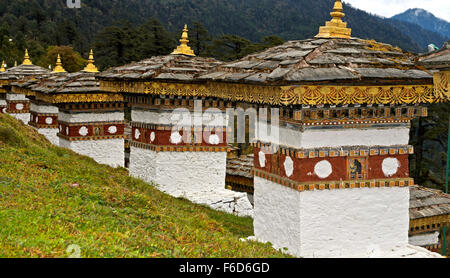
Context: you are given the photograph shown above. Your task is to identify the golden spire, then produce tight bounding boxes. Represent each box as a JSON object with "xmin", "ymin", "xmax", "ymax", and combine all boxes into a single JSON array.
[
  {"xmin": 316, "ymin": 0, "xmax": 352, "ymax": 39},
  {"xmin": 53, "ymin": 54, "xmax": 66, "ymax": 73},
  {"xmin": 171, "ymin": 25, "xmax": 195, "ymax": 56},
  {"xmin": 14, "ymin": 61, "xmax": 17, "ymax": 67},
  {"xmin": 23, "ymin": 49, "xmax": 33, "ymax": 65},
  {"xmin": 83, "ymin": 49, "xmax": 99, "ymax": 73},
  {"xmin": 0, "ymin": 61, "xmax": 5, "ymax": 72}
]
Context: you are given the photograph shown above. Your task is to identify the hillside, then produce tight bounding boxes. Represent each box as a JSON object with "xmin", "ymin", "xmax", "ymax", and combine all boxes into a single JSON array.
[
  {"xmin": 392, "ymin": 8, "xmax": 450, "ymax": 39},
  {"xmin": 0, "ymin": 113, "xmax": 287, "ymax": 258},
  {"xmin": 0, "ymin": 0, "xmax": 445, "ymax": 55}
]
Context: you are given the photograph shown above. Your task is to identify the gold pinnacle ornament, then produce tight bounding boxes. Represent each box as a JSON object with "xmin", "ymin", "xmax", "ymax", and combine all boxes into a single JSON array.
[
  {"xmin": 23, "ymin": 49, "xmax": 33, "ymax": 65},
  {"xmin": 0, "ymin": 61, "xmax": 5, "ymax": 72},
  {"xmin": 83, "ymin": 49, "xmax": 99, "ymax": 73},
  {"xmin": 171, "ymin": 25, "xmax": 196, "ymax": 56},
  {"xmin": 316, "ymin": 0, "xmax": 352, "ymax": 39},
  {"xmin": 53, "ymin": 54, "xmax": 66, "ymax": 73}
]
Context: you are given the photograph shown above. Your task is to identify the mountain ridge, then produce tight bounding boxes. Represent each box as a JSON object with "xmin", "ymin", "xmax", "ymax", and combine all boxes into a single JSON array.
[{"xmin": 392, "ymin": 8, "xmax": 450, "ymax": 39}]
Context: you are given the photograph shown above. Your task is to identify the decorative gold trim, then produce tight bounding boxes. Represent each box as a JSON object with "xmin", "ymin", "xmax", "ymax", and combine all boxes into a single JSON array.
[
  {"xmin": 410, "ymin": 214, "xmax": 449, "ymax": 234},
  {"xmin": 36, "ymin": 93, "xmax": 124, "ymax": 103},
  {"xmin": 11, "ymin": 86, "xmax": 35, "ymax": 96},
  {"xmin": 434, "ymin": 71, "xmax": 450, "ymax": 99},
  {"xmin": 99, "ymin": 81, "xmax": 441, "ymax": 105}
]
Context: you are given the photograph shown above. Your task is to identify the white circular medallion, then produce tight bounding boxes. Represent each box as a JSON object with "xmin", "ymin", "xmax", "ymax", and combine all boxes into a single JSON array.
[
  {"xmin": 314, "ymin": 160, "xmax": 333, "ymax": 179},
  {"xmin": 170, "ymin": 131, "xmax": 182, "ymax": 144},
  {"xmin": 258, "ymin": 151, "xmax": 266, "ymax": 168},
  {"xmin": 108, "ymin": 126, "xmax": 117, "ymax": 134},
  {"xmin": 382, "ymin": 158, "xmax": 400, "ymax": 177},
  {"xmin": 1, "ymin": 108, "xmax": 6, "ymax": 113},
  {"xmin": 59, "ymin": 125, "xmax": 62, "ymax": 132},
  {"xmin": 45, "ymin": 117, "xmax": 53, "ymax": 125},
  {"xmin": 150, "ymin": 132, "xmax": 155, "ymax": 142},
  {"xmin": 16, "ymin": 103, "xmax": 24, "ymax": 111},
  {"xmin": 79, "ymin": 126, "xmax": 88, "ymax": 137},
  {"xmin": 284, "ymin": 157, "xmax": 294, "ymax": 177},
  {"xmin": 35, "ymin": 116, "xmax": 39, "ymax": 123},
  {"xmin": 134, "ymin": 129, "xmax": 141, "ymax": 140},
  {"xmin": 209, "ymin": 134, "xmax": 220, "ymax": 145},
  {"xmin": 66, "ymin": 127, "xmax": 69, "ymax": 135}
]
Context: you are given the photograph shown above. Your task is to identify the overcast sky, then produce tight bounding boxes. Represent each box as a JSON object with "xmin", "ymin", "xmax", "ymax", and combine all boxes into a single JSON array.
[{"xmin": 342, "ymin": 0, "xmax": 450, "ymax": 21}]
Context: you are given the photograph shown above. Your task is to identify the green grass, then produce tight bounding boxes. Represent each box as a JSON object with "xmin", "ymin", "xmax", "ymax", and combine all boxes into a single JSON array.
[{"xmin": 0, "ymin": 113, "xmax": 288, "ymax": 258}]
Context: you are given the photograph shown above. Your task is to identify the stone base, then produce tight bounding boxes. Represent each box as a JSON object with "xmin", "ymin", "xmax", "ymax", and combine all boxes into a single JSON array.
[
  {"xmin": 33, "ymin": 127, "xmax": 59, "ymax": 146},
  {"xmin": 246, "ymin": 236, "xmax": 442, "ymax": 258},
  {"xmin": 10, "ymin": 113, "xmax": 30, "ymax": 124},
  {"xmin": 130, "ymin": 147, "xmax": 253, "ymax": 216},
  {"xmin": 254, "ymin": 176, "xmax": 411, "ymax": 258},
  {"xmin": 59, "ymin": 138, "xmax": 125, "ymax": 168}
]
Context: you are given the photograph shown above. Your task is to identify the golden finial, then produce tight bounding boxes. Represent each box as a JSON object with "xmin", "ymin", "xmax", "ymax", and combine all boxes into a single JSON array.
[
  {"xmin": 0, "ymin": 61, "xmax": 5, "ymax": 72},
  {"xmin": 23, "ymin": 49, "xmax": 33, "ymax": 65},
  {"xmin": 316, "ymin": 0, "xmax": 352, "ymax": 39},
  {"xmin": 83, "ymin": 49, "xmax": 99, "ymax": 73},
  {"xmin": 53, "ymin": 54, "xmax": 66, "ymax": 73},
  {"xmin": 171, "ymin": 25, "xmax": 196, "ymax": 56},
  {"xmin": 14, "ymin": 61, "xmax": 17, "ymax": 67}
]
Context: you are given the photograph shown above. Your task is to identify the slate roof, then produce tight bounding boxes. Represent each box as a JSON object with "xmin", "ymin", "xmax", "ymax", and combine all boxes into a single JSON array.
[
  {"xmin": 200, "ymin": 38, "xmax": 432, "ymax": 85},
  {"xmin": 419, "ymin": 41, "xmax": 450, "ymax": 70},
  {"xmin": 32, "ymin": 72, "xmax": 99, "ymax": 95},
  {"xmin": 226, "ymin": 155, "xmax": 254, "ymax": 179},
  {"xmin": 409, "ymin": 185, "xmax": 450, "ymax": 220},
  {"xmin": 97, "ymin": 55, "xmax": 222, "ymax": 83},
  {"xmin": 0, "ymin": 64, "xmax": 50, "ymax": 81}
]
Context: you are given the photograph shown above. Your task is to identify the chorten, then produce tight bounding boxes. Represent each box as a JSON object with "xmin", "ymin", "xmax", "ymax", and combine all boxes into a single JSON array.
[
  {"xmin": 52, "ymin": 54, "xmax": 67, "ymax": 73},
  {"xmin": 171, "ymin": 25, "xmax": 196, "ymax": 56}
]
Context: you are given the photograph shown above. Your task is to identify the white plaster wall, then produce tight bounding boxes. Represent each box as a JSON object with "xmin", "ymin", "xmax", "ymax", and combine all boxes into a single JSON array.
[
  {"xmin": 298, "ymin": 186, "xmax": 409, "ymax": 258},
  {"xmin": 59, "ymin": 138, "xmax": 124, "ymax": 168},
  {"xmin": 33, "ymin": 127, "xmax": 59, "ymax": 146},
  {"xmin": 30, "ymin": 103, "xmax": 59, "ymax": 114},
  {"xmin": 254, "ymin": 177, "xmax": 410, "ymax": 258},
  {"xmin": 58, "ymin": 112, "xmax": 124, "ymax": 123},
  {"xmin": 6, "ymin": 93, "xmax": 28, "ymax": 101},
  {"xmin": 129, "ymin": 147, "xmax": 253, "ymax": 217},
  {"xmin": 409, "ymin": 232, "xmax": 440, "ymax": 247},
  {"xmin": 132, "ymin": 108, "xmax": 227, "ymax": 127},
  {"xmin": 254, "ymin": 176, "xmax": 302, "ymax": 255},
  {"xmin": 11, "ymin": 113, "xmax": 30, "ymax": 125},
  {"xmin": 257, "ymin": 121, "xmax": 410, "ymax": 149},
  {"xmin": 0, "ymin": 99, "xmax": 6, "ymax": 106}
]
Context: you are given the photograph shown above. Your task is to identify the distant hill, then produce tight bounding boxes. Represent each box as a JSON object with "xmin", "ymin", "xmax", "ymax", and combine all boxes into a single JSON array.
[
  {"xmin": 392, "ymin": 8, "xmax": 450, "ymax": 40},
  {"xmin": 0, "ymin": 0, "xmax": 447, "ymax": 54}
]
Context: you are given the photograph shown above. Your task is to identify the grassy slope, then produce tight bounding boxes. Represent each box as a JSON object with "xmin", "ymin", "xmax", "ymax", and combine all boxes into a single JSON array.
[{"xmin": 0, "ymin": 114, "xmax": 287, "ymax": 258}]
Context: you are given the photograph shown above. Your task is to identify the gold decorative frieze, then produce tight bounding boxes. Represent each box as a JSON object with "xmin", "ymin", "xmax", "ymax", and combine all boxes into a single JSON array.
[
  {"xmin": 99, "ymin": 80, "xmax": 442, "ymax": 106},
  {"xmin": 11, "ymin": 86, "xmax": 35, "ymax": 96},
  {"xmin": 36, "ymin": 93, "xmax": 124, "ymax": 104},
  {"xmin": 279, "ymin": 85, "xmax": 438, "ymax": 105},
  {"xmin": 410, "ymin": 214, "xmax": 449, "ymax": 235},
  {"xmin": 433, "ymin": 71, "xmax": 450, "ymax": 99}
]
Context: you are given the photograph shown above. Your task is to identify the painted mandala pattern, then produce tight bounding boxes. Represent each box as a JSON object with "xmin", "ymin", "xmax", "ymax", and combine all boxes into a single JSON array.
[
  {"xmin": 382, "ymin": 158, "xmax": 400, "ymax": 177},
  {"xmin": 78, "ymin": 126, "xmax": 89, "ymax": 137},
  {"xmin": 108, "ymin": 126, "xmax": 117, "ymax": 134},
  {"xmin": 314, "ymin": 160, "xmax": 333, "ymax": 179},
  {"xmin": 208, "ymin": 134, "xmax": 220, "ymax": 145},
  {"xmin": 170, "ymin": 131, "xmax": 182, "ymax": 144},
  {"xmin": 284, "ymin": 156, "xmax": 294, "ymax": 177}
]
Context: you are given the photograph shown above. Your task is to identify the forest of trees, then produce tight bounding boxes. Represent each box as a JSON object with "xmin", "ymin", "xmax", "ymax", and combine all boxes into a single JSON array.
[{"xmin": 0, "ymin": 0, "xmax": 447, "ymax": 192}]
